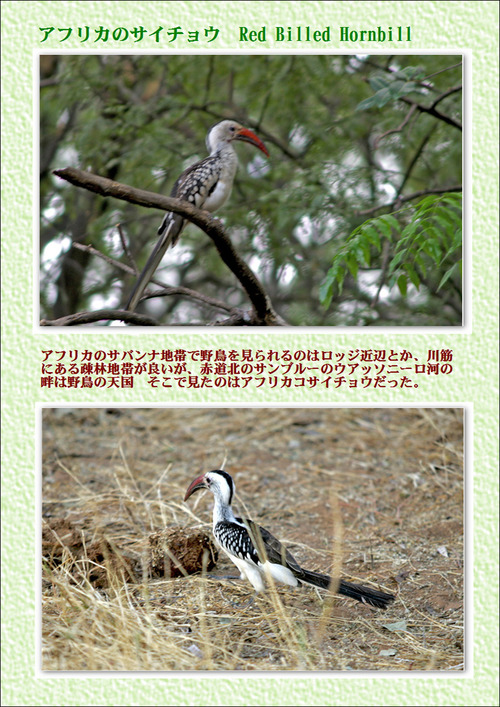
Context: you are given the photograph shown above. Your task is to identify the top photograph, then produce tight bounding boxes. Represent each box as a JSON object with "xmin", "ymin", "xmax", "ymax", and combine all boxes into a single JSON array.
[{"xmin": 39, "ymin": 54, "xmax": 462, "ymax": 327}]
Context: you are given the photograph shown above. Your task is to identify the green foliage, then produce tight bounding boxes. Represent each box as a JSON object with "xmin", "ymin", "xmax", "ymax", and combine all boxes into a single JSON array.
[
  {"xmin": 320, "ymin": 193, "xmax": 462, "ymax": 308},
  {"xmin": 356, "ymin": 66, "xmax": 427, "ymax": 111}
]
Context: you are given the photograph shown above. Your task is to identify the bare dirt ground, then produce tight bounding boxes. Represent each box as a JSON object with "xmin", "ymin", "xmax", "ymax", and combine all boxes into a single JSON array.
[{"xmin": 41, "ymin": 407, "xmax": 464, "ymax": 671}]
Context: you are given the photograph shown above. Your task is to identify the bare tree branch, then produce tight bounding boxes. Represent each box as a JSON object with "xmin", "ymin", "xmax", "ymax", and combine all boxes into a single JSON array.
[
  {"xmin": 40, "ymin": 309, "xmax": 160, "ymax": 326},
  {"xmin": 71, "ymin": 241, "xmax": 131, "ymax": 273},
  {"xmin": 71, "ymin": 241, "xmax": 236, "ymax": 314},
  {"xmin": 146, "ymin": 287, "xmax": 235, "ymax": 313},
  {"xmin": 399, "ymin": 95, "xmax": 462, "ymax": 131},
  {"xmin": 53, "ymin": 167, "xmax": 284, "ymax": 326},
  {"xmin": 117, "ymin": 223, "xmax": 136, "ymax": 271},
  {"xmin": 431, "ymin": 84, "xmax": 462, "ymax": 109},
  {"xmin": 358, "ymin": 185, "xmax": 462, "ymax": 217},
  {"xmin": 374, "ymin": 104, "xmax": 417, "ymax": 149},
  {"xmin": 395, "ymin": 128, "xmax": 436, "ymax": 203},
  {"xmin": 397, "ymin": 185, "xmax": 462, "ymax": 205},
  {"xmin": 40, "ymin": 305, "xmax": 279, "ymax": 327}
]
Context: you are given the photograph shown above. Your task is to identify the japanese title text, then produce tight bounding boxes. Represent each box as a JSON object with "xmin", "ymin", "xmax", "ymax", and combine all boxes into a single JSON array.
[
  {"xmin": 38, "ymin": 24, "xmax": 412, "ymax": 46},
  {"xmin": 39, "ymin": 25, "xmax": 220, "ymax": 43}
]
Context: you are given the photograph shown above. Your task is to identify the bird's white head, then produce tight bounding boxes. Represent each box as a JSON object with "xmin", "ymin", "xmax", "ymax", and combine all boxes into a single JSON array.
[
  {"xmin": 206, "ymin": 120, "xmax": 269, "ymax": 158},
  {"xmin": 184, "ymin": 469, "xmax": 235, "ymax": 507}
]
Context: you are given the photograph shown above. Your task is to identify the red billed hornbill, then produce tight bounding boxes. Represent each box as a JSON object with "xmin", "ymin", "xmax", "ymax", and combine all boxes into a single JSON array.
[
  {"xmin": 125, "ymin": 120, "xmax": 269, "ymax": 311},
  {"xmin": 184, "ymin": 469, "xmax": 395, "ymax": 609}
]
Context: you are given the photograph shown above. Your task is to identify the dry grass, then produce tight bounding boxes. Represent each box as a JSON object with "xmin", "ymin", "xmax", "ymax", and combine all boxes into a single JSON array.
[{"xmin": 41, "ymin": 407, "xmax": 464, "ymax": 671}]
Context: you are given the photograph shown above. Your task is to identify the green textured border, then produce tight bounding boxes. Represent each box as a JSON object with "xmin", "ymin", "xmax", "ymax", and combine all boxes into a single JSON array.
[{"xmin": 1, "ymin": 1, "xmax": 499, "ymax": 705}]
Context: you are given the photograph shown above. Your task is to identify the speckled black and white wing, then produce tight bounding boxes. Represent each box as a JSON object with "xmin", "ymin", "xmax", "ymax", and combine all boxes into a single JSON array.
[
  {"xmin": 239, "ymin": 517, "xmax": 331, "ymax": 589},
  {"xmin": 213, "ymin": 518, "xmax": 301, "ymax": 591},
  {"xmin": 213, "ymin": 517, "xmax": 330, "ymax": 592},
  {"xmin": 125, "ymin": 154, "xmax": 224, "ymax": 312},
  {"xmin": 214, "ymin": 519, "xmax": 260, "ymax": 566},
  {"xmin": 214, "ymin": 517, "xmax": 305, "ymax": 574},
  {"xmin": 157, "ymin": 153, "xmax": 225, "ymax": 247},
  {"xmin": 238, "ymin": 518, "xmax": 303, "ymax": 571}
]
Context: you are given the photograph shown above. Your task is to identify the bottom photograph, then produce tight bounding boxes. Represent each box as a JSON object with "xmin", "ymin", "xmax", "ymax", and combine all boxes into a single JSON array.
[{"xmin": 40, "ymin": 406, "xmax": 464, "ymax": 672}]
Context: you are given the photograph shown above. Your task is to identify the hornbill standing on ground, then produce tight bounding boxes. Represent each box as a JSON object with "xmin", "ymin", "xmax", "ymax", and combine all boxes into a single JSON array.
[
  {"xmin": 184, "ymin": 469, "xmax": 395, "ymax": 609},
  {"xmin": 125, "ymin": 120, "xmax": 269, "ymax": 312}
]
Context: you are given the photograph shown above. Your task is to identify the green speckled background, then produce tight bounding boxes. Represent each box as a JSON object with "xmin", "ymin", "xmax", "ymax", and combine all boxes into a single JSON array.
[{"xmin": 1, "ymin": 1, "xmax": 498, "ymax": 704}]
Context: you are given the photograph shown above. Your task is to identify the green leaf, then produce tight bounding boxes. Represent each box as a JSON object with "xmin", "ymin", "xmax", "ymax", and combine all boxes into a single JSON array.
[
  {"xmin": 419, "ymin": 238, "xmax": 441, "ymax": 264},
  {"xmin": 361, "ymin": 242, "xmax": 372, "ymax": 265},
  {"xmin": 355, "ymin": 95, "xmax": 380, "ymax": 111},
  {"xmin": 363, "ymin": 225, "xmax": 382, "ymax": 250},
  {"xmin": 393, "ymin": 80, "xmax": 420, "ymax": 99},
  {"xmin": 353, "ymin": 240, "xmax": 370, "ymax": 266},
  {"xmin": 388, "ymin": 249, "xmax": 406, "ymax": 272},
  {"xmin": 403, "ymin": 263, "xmax": 421, "ymax": 289},
  {"xmin": 421, "ymin": 223, "xmax": 444, "ymax": 246},
  {"xmin": 318, "ymin": 274, "xmax": 334, "ymax": 308},
  {"xmin": 336, "ymin": 269, "xmax": 346, "ymax": 295},
  {"xmin": 437, "ymin": 261, "xmax": 461, "ymax": 291},
  {"xmin": 400, "ymin": 221, "xmax": 419, "ymax": 241},
  {"xmin": 374, "ymin": 86, "xmax": 395, "ymax": 108},
  {"xmin": 377, "ymin": 213, "xmax": 401, "ymax": 235},
  {"xmin": 440, "ymin": 193, "xmax": 462, "ymax": 208},
  {"xmin": 369, "ymin": 75, "xmax": 390, "ymax": 92},
  {"xmin": 413, "ymin": 253, "xmax": 427, "ymax": 277},
  {"xmin": 345, "ymin": 254, "xmax": 359, "ymax": 278},
  {"xmin": 394, "ymin": 66, "xmax": 425, "ymax": 81}
]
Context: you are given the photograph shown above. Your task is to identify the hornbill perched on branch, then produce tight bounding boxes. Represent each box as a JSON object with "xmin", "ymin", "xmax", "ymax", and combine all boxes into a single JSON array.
[{"xmin": 125, "ymin": 120, "xmax": 269, "ymax": 312}]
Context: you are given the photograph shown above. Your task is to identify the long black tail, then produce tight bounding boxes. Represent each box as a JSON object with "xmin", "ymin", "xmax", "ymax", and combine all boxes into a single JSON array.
[
  {"xmin": 125, "ymin": 214, "xmax": 183, "ymax": 312},
  {"xmin": 299, "ymin": 569, "xmax": 394, "ymax": 609},
  {"xmin": 337, "ymin": 579, "xmax": 395, "ymax": 609}
]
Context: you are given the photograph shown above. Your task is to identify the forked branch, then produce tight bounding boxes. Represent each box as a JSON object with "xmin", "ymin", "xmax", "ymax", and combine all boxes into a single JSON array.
[{"xmin": 51, "ymin": 167, "xmax": 284, "ymax": 326}]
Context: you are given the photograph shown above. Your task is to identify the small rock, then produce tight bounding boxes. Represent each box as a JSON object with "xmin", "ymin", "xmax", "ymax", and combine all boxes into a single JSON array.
[{"xmin": 186, "ymin": 643, "xmax": 203, "ymax": 658}]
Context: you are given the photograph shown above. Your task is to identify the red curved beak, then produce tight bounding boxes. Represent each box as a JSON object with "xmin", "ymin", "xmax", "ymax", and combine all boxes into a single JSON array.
[
  {"xmin": 234, "ymin": 127, "xmax": 269, "ymax": 157},
  {"xmin": 184, "ymin": 473, "xmax": 207, "ymax": 501}
]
